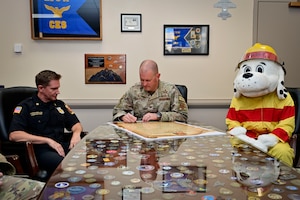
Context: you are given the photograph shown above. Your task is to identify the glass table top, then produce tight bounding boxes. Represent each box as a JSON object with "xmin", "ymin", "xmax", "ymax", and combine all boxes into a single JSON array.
[{"xmin": 38, "ymin": 124, "xmax": 300, "ymax": 200}]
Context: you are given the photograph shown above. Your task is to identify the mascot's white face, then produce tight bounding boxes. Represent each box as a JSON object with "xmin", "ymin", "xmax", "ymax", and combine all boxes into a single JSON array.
[{"xmin": 234, "ymin": 59, "xmax": 287, "ymax": 99}]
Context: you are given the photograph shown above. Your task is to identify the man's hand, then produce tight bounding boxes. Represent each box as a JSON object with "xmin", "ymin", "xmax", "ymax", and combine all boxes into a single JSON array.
[
  {"xmin": 0, "ymin": 172, "xmax": 3, "ymax": 187},
  {"xmin": 47, "ymin": 139, "xmax": 65, "ymax": 157},
  {"xmin": 121, "ymin": 113, "xmax": 137, "ymax": 123},
  {"xmin": 69, "ymin": 134, "xmax": 81, "ymax": 149},
  {"xmin": 142, "ymin": 113, "xmax": 159, "ymax": 122}
]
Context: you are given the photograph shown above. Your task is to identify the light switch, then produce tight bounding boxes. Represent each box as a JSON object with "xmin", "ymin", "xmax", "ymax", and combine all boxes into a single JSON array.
[{"xmin": 14, "ymin": 43, "xmax": 22, "ymax": 53}]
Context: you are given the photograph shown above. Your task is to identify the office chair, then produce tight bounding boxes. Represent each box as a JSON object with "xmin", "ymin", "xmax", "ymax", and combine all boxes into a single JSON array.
[
  {"xmin": 175, "ymin": 84, "xmax": 188, "ymax": 104},
  {"xmin": 287, "ymin": 87, "xmax": 300, "ymax": 168},
  {"xmin": 0, "ymin": 86, "xmax": 47, "ymax": 180}
]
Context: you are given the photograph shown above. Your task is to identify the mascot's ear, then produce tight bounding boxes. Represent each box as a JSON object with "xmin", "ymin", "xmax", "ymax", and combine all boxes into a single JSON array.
[
  {"xmin": 277, "ymin": 66, "xmax": 287, "ymax": 100},
  {"xmin": 233, "ymin": 81, "xmax": 241, "ymax": 98},
  {"xmin": 233, "ymin": 84, "xmax": 241, "ymax": 98}
]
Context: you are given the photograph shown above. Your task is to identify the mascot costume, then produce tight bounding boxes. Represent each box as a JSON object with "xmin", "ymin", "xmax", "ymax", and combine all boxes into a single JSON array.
[{"xmin": 226, "ymin": 43, "xmax": 295, "ymax": 167}]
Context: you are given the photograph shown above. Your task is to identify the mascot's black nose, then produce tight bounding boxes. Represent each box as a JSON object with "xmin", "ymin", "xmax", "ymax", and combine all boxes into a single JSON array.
[{"xmin": 243, "ymin": 73, "xmax": 253, "ymax": 79}]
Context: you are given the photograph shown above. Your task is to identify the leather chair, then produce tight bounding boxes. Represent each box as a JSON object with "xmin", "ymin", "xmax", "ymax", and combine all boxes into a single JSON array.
[
  {"xmin": 175, "ymin": 84, "xmax": 188, "ymax": 104},
  {"xmin": 287, "ymin": 87, "xmax": 300, "ymax": 168},
  {"xmin": 0, "ymin": 86, "xmax": 47, "ymax": 180}
]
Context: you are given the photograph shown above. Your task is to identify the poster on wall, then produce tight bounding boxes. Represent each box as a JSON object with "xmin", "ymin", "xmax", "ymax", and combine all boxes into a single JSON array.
[
  {"xmin": 30, "ymin": 0, "xmax": 102, "ymax": 40},
  {"xmin": 85, "ymin": 54, "xmax": 126, "ymax": 84},
  {"xmin": 164, "ymin": 24, "xmax": 209, "ymax": 55}
]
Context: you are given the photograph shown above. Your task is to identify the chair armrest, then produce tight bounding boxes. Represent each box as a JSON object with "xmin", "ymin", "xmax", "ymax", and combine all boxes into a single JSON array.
[
  {"xmin": 5, "ymin": 154, "xmax": 24, "ymax": 174},
  {"xmin": 0, "ymin": 141, "xmax": 47, "ymax": 179},
  {"xmin": 25, "ymin": 142, "xmax": 40, "ymax": 177}
]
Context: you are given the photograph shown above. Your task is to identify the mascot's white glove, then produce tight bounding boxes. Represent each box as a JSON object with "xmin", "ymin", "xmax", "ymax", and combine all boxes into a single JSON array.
[
  {"xmin": 229, "ymin": 126, "xmax": 258, "ymax": 146},
  {"xmin": 257, "ymin": 134, "xmax": 279, "ymax": 148},
  {"xmin": 229, "ymin": 127, "xmax": 270, "ymax": 153},
  {"xmin": 229, "ymin": 127, "xmax": 247, "ymax": 136}
]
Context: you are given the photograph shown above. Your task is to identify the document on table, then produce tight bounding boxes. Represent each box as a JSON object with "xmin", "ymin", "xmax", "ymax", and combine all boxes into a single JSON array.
[{"xmin": 108, "ymin": 121, "xmax": 226, "ymax": 141}]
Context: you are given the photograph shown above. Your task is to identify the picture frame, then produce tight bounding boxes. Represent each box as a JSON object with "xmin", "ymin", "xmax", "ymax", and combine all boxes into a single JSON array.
[
  {"xmin": 30, "ymin": 0, "xmax": 102, "ymax": 40},
  {"xmin": 164, "ymin": 24, "xmax": 209, "ymax": 55},
  {"xmin": 121, "ymin": 14, "xmax": 142, "ymax": 32},
  {"xmin": 85, "ymin": 54, "xmax": 126, "ymax": 84}
]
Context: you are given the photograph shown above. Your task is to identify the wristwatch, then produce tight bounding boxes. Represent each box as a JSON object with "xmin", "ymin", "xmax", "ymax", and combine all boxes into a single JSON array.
[{"xmin": 156, "ymin": 112, "xmax": 162, "ymax": 121}]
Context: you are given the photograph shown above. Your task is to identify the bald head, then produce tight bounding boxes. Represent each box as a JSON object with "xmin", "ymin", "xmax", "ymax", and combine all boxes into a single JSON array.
[
  {"xmin": 139, "ymin": 60, "xmax": 159, "ymax": 75},
  {"xmin": 139, "ymin": 60, "xmax": 160, "ymax": 93}
]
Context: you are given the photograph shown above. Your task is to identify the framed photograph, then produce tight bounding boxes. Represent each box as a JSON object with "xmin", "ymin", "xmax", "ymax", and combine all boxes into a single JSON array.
[
  {"xmin": 164, "ymin": 24, "xmax": 209, "ymax": 55},
  {"xmin": 163, "ymin": 165, "xmax": 207, "ymax": 193},
  {"xmin": 121, "ymin": 14, "xmax": 142, "ymax": 32},
  {"xmin": 85, "ymin": 54, "xmax": 126, "ymax": 84},
  {"xmin": 30, "ymin": 0, "xmax": 102, "ymax": 40}
]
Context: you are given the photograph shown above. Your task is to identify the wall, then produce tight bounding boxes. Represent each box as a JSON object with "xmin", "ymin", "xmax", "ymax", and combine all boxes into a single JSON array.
[
  {"xmin": 0, "ymin": 0, "xmax": 254, "ymax": 131},
  {"xmin": 253, "ymin": 0, "xmax": 300, "ymax": 87},
  {"xmin": 0, "ymin": 0, "xmax": 253, "ymax": 101}
]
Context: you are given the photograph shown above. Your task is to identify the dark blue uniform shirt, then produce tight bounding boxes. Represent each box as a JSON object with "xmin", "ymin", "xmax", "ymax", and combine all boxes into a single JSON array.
[{"xmin": 9, "ymin": 95, "xmax": 80, "ymax": 143}]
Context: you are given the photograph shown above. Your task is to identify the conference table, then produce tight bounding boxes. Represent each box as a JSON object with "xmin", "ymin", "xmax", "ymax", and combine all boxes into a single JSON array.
[{"xmin": 38, "ymin": 122, "xmax": 300, "ymax": 200}]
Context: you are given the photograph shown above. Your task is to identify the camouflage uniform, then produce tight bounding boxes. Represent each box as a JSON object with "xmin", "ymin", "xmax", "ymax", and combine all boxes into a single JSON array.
[
  {"xmin": 0, "ymin": 153, "xmax": 45, "ymax": 199},
  {"xmin": 113, "ymin": 81, "xmax": 188, "ymax": 122}
]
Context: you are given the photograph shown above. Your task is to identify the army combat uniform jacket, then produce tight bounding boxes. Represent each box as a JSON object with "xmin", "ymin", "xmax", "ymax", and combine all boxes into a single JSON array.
[{"xmin": 113, "ymin": 81, "xmax": 188, "ymax": 122}]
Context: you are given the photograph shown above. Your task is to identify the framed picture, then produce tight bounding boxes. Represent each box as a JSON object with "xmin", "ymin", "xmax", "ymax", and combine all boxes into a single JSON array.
[
  {"xmin": 121, "ymin": 14, "xmax": 142, "ymax": 32},
  {"xmin": 163, "ymin": 165, "xmax": 207, "ymax": 193},
  {"xmin": 85, "ymin": 54, "xmax": 126, "ymax": 84},
  {"xmin": 30, "ymin": 0, "xmax": 102, "ymax": 40},
  {"xmin": 164, "ymin": 24, "xmax": 209, "ymax": 55}
]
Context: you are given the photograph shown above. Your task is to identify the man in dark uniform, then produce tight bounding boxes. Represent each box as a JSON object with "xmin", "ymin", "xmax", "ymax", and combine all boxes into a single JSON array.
[{"xmin": 9, "ymin": 70, "xmax": 83, "ymax": 178}]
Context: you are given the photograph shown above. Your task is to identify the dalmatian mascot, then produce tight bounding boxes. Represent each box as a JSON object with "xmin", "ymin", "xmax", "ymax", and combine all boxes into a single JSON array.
[{"xmin": 226, "ymin": 43, "xmax": 295, "ymax": 167}]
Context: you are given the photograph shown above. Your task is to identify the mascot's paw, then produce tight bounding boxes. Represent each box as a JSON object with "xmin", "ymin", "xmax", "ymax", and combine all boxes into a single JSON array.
[
  {"xmin": 229, "ymin": 127, "xmax": 247, "ymax": 136},
  {"xmin": 251, "ymin": 140, "xmax": 268, "ymax": 153},
  {"xmin": 234, "ymin": 134, "xmax": 268, "ymax": 153},
  {"xmin": 257, "ymin": 134, "xmax": 279, "ymax": 148},
  {"xmin": 235, "ymin": 134, "xmax": 256, "ymax": 144}
]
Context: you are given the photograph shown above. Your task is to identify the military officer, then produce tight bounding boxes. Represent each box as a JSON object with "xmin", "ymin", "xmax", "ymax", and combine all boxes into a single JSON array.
[{"xmin": 113, "ymin": 59, "xmax": 188, "ymax": 123}]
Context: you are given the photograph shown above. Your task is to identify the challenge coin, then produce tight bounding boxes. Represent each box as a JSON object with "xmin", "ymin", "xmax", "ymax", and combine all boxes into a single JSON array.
[
  {"xmin": 290, "ymin": 179, "xmax": 300, "ymax": 186},
  {"xmin": 136, "ymin": 165, "xmax": 155, "ymax": 171},
  {"xmin": 170, "ymin": 172, "xmax": 184, "ymax": 178},
  {"xmin": 267, "ymin": 193, "xmax": 282, "ymax": 199},
  {"xmin": 141, "ymin": 187, "xmax": 155, "ymax": 194},
  {"xmin": 89, "ymin": 183, "xmax": 101, "ymax": 189},
  {"xmin": 84, "ymin": 174, "xmax": 94, "ymax": 178},
  {"xmin": 68, "ymin": 176, "xmax": 82, "ymax": 183},
  {"xmin": 122, "ymin": 171, "xmax": 135, "ymax": 175},
  {"xmin": 85, "ymin": 178, "xmax": 97, "ymax": 183},
  {"xmin": 96, "ymin": 189, "xmax": 110, "ymax": 195},
  {"xmin": 104, "ymin": 175, "xmax": 115, "ymax": 180},
  {"xmin": 67, "ymin": 186, "xmax": 86, "ymax": 194},
  {"xmin": 82, "ymin": 195, "xmax": 95, "ymax": 200},
  {"xmin": 130, "ymin": 178, "xmax": 141, "ymax": 183},
  {"xmin": 111, "ymin": 180, "xmax": 121, "ymax": 186},
  {"xmin": 55, "ymin": 182, "xmax": 69, "ymax": 188},
  {"xmin": 285, "ymin": 185, "xmax": 298, "ymax": 191},
  {"xmin": 75, "ymin": 169, "xmax": 86, "ymax": 174}
]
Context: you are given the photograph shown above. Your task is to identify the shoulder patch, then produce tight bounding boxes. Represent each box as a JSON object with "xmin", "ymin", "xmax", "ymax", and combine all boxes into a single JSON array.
[
  {"xmin": 13, "ymin": 106, "xmax": 22, "ymax": 114},
  {"xmin": 65, "ymin": 104, "xmax": 74, "ymax": 114}
]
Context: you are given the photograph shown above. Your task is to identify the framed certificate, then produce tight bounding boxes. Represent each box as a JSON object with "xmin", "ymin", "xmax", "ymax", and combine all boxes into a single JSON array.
[
  {"xmin": 164, "ymin": 24, "xmax": 209, "ymax": 55},
  {"xmin": 121, "ymin": 14, "xmax": 142, "ymax": 32},
  {"xmin": 30, "ymin": 0, "xmax": 102, "ymax": 40}
]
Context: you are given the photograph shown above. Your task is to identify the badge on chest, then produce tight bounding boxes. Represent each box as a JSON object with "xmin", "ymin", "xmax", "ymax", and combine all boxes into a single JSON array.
[{"xmin": 56, "ymin": 107, "xmax": 65, "ymax": 114}]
